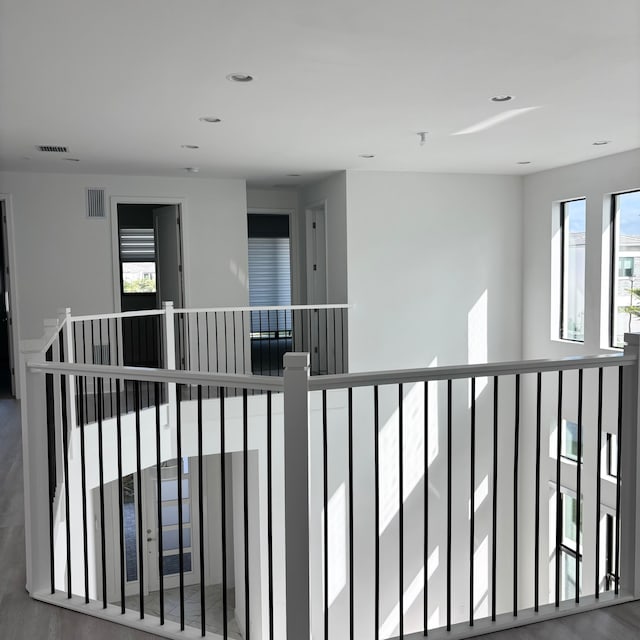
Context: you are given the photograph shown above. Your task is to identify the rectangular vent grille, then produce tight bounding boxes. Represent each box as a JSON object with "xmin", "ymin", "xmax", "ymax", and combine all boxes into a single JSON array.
[
  {"xmin": 86, "ymin": 188, "xmax": 106, "ymax": 219},
  {"xmin": 92, "ymin": 345, "xmax": 110, "ymax": 365},
  {"xmin": 36, "ymin": 145, "xmax": 69, "ymax": 153}
]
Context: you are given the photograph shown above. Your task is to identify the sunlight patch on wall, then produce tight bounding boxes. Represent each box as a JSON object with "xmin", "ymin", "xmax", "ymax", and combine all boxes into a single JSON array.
[
  {"xmin": 473, "ymin": 535, "xmax": 489, "ymax": 617},
  {"xmin": 468, "ymin": 291, "xmax": 488, "ymax": 401},
  {"xmin": 324, "ymin": 483, "xmax": 346, "ymax": 607},
  {"xmin": 468, "ymin": 475, "xmax": 489, "ymax": 518},
  {"xmin": 229, "ymin": 259, "xmax": 248, "ymax": 287},
  {"xmin": 379, "ymin": 567, "xmax": 426, "ymax": 638},
  {"xmin": 427, "ymin": 545, "xmax": 439, "ymax": 580},
  {"xmin": 428, "ymin": 606, "xmax": 440, "ymax": 630}
]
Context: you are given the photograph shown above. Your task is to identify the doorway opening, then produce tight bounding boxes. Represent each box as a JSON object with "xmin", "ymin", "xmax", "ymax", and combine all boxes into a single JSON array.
[
  {"xmin": 247, "ymin": 212, "xmax": 293, "ymax": 375},
  {"xmin": 0, "ymin": 199, "xmax": 15, "ymax": 396},
  {"xmin": 114, "ymin": 202, "xmax": 184, "ymax": 367}
]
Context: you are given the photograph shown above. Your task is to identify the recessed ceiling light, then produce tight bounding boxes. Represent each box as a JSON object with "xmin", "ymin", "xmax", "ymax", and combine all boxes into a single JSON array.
[
  {"xmin": 592, "ymin": 140, "xmax": 610, "ymax": 146},
  {"xmin": 359, "ymin": 154, "xmax": 375, "ymax": 159},
  {"xmin": 517, "ymin": 161, "xmax": 531, "ymax": 165},
  {"xmin": 490, "ymin": 95, "xmax": 513, "ymax": 102},
  {"xmin": 199, "ymin": 116, "xmax": 221, "ymax": 123},
  {"xmin": 65, "ymin": 158, "xmax": 80, "ymax": 162},
  {"xmin": 181, "ymin": 144, "xmax": 200, "ymax": 149},
  {"xmin": 184, "ymin": 167, "xmax": 200, "ymax": 173},
  {"xmin": 226, "ymin": 73, "xmax": 254, "ymax": 83}
]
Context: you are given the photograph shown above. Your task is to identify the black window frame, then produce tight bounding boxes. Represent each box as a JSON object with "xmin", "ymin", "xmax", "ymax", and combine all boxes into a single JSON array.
[{"xmin": 559, "ymin": 198, "xmax": 586, "ymax": 342}]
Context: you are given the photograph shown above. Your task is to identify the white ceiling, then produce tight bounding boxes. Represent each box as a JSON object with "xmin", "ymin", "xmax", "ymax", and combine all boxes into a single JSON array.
[{"xmin": 1, "ymin": 0, "xmax": 639, "ymax": 187}]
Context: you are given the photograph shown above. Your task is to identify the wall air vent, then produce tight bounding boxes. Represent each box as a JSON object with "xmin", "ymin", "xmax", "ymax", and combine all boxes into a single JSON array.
[
  {"xmin": 36, "ymin": 145, "xmax": 69, "ymax": 153},
  {"xmin": 86, "ymin": 188, "xmax": 106, "ymax": 219}
]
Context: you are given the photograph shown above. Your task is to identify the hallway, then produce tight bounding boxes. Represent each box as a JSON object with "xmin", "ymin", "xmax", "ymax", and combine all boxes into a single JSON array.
[{"xmin": 1, "ymin": 394, "xmax": 639, "ymax": 639}]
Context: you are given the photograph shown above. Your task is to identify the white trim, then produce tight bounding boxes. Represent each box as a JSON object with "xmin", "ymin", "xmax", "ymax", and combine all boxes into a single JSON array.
[
  {"xmin": 247, "ymin": 207, "xmax": 300, "ymax": 304},
  {"xmin": 0, "ymin": 193, "xmax": 21, "ymax": 397},
  {"xmin": 110, "ymin": 197, "xmax": 188, "ymax": 313}
]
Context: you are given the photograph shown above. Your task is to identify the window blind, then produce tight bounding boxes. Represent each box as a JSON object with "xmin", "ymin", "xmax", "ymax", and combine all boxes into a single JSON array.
[{"xmin": 119, "ymin": 227, "xmax": 156, "ymax": 262}]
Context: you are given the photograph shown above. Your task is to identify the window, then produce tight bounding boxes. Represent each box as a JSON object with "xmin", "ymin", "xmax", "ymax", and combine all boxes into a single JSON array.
[
  {"xmin": 610, "ymin": 190, "xmax": 640, "ymax": 347},
  {"xmin": 606, "ymin": 433, "xmax": 618, "ymax": 478},
  {"xmin": 119, "ymin": 227, "xmax": 157, "ymax": 293},
  {"xmin": 605, "ymin": 513, "xmax": 618, "ymax": 591},
  {"xmin": 560, "ymin": 199, "xmax": 586, "ymax": 341},
  {"xmin": 560, "ymin": 420, "xmax": 581, "ymax": 462},
  {"xmin": 559, "ymin": 491, "xmax": 582, "ymax": 600}
]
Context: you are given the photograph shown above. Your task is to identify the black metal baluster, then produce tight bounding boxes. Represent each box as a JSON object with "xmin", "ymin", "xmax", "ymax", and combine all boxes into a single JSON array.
[
  {"xmin": 97, "ymin": 378, "xmax": 107, "ymax": 608},
  {"xmin": 325, "ymin": 308, "xmax": 329, "ymax": 375},
  {"xmin": 221, "ymin": 387, "xmax": 229, "ymax": 639},
  {"xmin": 155, "ymin": 382, "xmax": 165, "ymax": 624},
  {"xmin": 243, "ymin": 389, "xmax": 250, "ymax": 639},
  {"xmin": 513, "ymin": 374, "xmax": 520, "ymax": 617},
  {"xmin": 555, "ymin": 371, "xmax": 563, "ymax": 607},
  {"xmin": 107, "ymin": 320, "xmax": 114, "ymax": 418},
  {"xmin": 399, "ymin": 383, "xmax": 404, "ymax": 638},
  {"xmin": 134, "ymin": 380, "xmax": 144, "ymax": 618},
  {"xmin": 332, "ymin": 309, "xmax": 337, "ymax": 374},
  {"xmin": 323, "ymin": 389, "xmax": 329, "ymax": 640},
  {"xmin": 576, "ymin": 369, "xmax": 583, "ymax": 604},
  {"xmin": 215, "ymin": 312, "xmax": 220, "ymax": 373},
  {"xmin": 78, "ymin": 377, "xmax": 89, "ymax": 603},
  {"xmin": 267, "ymin": 391, "xmax": 274, "ymax": 640},
  {"xmin": 316, "ymin": 310, "xmax": 321, "ymax": 375},
  {"xmin": 424, "ymin": 380, "xmax": 429, "ymax": 636},
  {"xmin": 206, "ymin": 313, "xmax": 211, "ymax": 397},
  {"xmin": 116, "ymin": 379, "xmax": 125, "ymax": 613},
  {"xmin": 198, "ymin": 386, "xmax": 205, "ymax": 635},
  {"xmin": 233, "ymin": 311, "xmax": 237, "ymax": 374},
  {"xmin": 374, "ymin": 385, "xmax": 380, "ymax": 640},
  {"xmin": 177, "ymin": 384, "xmax": 185, "ymax": 630},
  {"xmin": 615, "ymin": 367, "xmax": 623, "ymax": 595},
  {"xmin": 446, "ymin": 379, "xmax": 452, "ymax": 631},
  {"xmin": 595, "ymin": 368, "xmax": 603, "ymax": 598},
  {"xmin": 491, "ymin": 376, "xmax": 498, "ymax": 622},
  {"xmin": 534, "ymin": 372, "xmax": 542, "ymax": 612},
  {"xmin": 196, "ymin": 312, "xmax": 201, "ymax": 373},
  {"xmin": 259, "ymin": 311, "xmax": 263, "ymax": 375},
  {"xmin": 470, "ymin": 377, "xmax": 476, "ymax": 627},
  {"xmin": 341, "ymin": 308, "xmax": 346, "ymax": 373},
  {"xmin": 348, "ymin": 388, "xmax": 354, "ymax": 640},
  {"xmin": 224, "ymin": 312, "xmax": 229, "ymax": 373},
  {"xmin": 242, "ymin": 310, "xmax": 246, "ymax": 375}
]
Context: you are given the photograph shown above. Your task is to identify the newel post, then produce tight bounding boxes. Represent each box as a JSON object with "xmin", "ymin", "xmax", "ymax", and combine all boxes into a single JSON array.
[
  {"xmin": 621, "ymin": 333, "xmax": 640, "ymax": 597},
  {"xmin": 19, "ymin": 340, "xmax": 49, "ymax": 595},
  {"xmin": 283, "ymin": 352, "xmax": 311, "ymax": 640},
  {"xmin": 163, "ymin": 301, "xmax": 177, "ymax": 415}
]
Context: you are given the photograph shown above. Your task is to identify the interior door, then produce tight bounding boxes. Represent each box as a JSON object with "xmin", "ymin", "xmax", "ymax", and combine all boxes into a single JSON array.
[
  {"xmin": 0, "ymin": 203, "xmax": 14, "ymax": 395},
  {"xmin": 153, "ymin": 205, "xmax": 184, "ymax": 308},
  {"xmin": 145, "ymin": 457, "xmax": 201, "ymax": 592}
]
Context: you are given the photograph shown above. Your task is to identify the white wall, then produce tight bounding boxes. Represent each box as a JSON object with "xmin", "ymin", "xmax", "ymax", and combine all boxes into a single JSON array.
[
  {"xmin": 300, "ymin": 172, "xmax": 349, "ymax": 304},
  {"xmin": 522, "ymin": 148, "xmax": 640, "ymax": 359},
  {"xmin": 0, "ymin": 171, "xmax": 249, "ymax": 340},
  {"xmin": 345, "ymin": 171, "xmax": 524, "ymax": 372}
]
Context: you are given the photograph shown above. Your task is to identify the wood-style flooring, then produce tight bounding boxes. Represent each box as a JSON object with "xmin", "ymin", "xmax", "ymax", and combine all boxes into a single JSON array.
[{"xmin": 1, "ymin": 393, "xmax": 639, "ymax": 639}]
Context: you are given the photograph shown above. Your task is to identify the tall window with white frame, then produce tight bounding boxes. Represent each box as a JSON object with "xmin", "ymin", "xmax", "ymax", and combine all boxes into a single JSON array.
[
  {"xmin": 610, "ymin": 190, "xmax": 640, "ymax": 347},
  {"xmin": 559, "ymin": 490, "xmax": 582, "ymax": 600},
  {"xmin": 560, "ymin": 199, "xmax": 586, "ymax": 341}
]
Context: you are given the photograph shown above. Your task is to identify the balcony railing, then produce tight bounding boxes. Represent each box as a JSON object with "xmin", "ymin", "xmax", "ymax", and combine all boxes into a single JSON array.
[{"xmin": 19, "ymin": 310, "xmax": 640, "ymax": 640}]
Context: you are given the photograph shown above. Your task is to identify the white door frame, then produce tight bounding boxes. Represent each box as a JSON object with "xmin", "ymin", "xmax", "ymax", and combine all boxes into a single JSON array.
[
  {"xmin": 304, "ymin": 200, "xmax": 329, "ymax": 304},
  {"xmin": 247, "ymin": 207, "xmax": 300, "ymax": 304},
  {"xmin": 110, "ymin": 196, "xmax": 189, "ymax": 312},
  {"xmin": 0, "ymin": 194, "xmax": 20, "ymax": 397}
]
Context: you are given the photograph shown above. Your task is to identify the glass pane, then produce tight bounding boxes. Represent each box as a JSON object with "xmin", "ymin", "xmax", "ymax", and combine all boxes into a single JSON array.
[
  {"xmin": 161, "ymin": 478, "xmax": 190, "ymax": 501},
  {"xmin": 561, "ymin": 199, "xmax": 586, "ymax": 341},
  {"xmin": 162, "ymin": 527, "xmax": 192, "ymax": 551},
  {"xmin": 161, "ymin": 502, "xmax": 191, "ymax": 526},
  {"xmin": 562, "ymin": 494, "xmax": 582, "ymax": 551},
  {"xmin": 561, "ymin": 420, "xmax": 580, "ymax": 461},
  {"xmin": 613, "ymin": 190, "xmax": 640, "ymax": 347},
  {"xmin": 122, "ymin": 262, "xmax": 157, "ymax": 293},
  {"xmin": 561, "ymin": 550, "xmax": 580, "ymax": 600},
  {"xmin": 162, "ymin": 552, "xmax": 192, "ymax": 576}
]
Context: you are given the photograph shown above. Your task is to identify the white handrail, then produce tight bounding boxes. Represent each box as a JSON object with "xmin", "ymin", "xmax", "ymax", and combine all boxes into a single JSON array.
[
  {"xmin": 27, "ymin": 360, "xmax": 284, "ymax": 392},
  {"xmin": 69, "ymin": 309, "xmax": 165, "ymax": 322},
  {"xmin": 174, "ymin": 303, "xmax": 350, "ymax": 314},
  {"xmin": 308, "ymin": 353, "xmax": 635, "ymax": 391}
]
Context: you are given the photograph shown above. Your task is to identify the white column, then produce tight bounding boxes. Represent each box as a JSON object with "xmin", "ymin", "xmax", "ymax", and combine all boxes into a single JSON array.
[
  {"xmin": 20, "ymin": 340, "xmax": 49, "ymax": 595},
  {"xmin": 163, "ymin": 301, "xmax": 177, "ymax": 421},
  {"xmin": 283, "ymin": 352, "xmax": 311, "ymax": 640},
  {"xmin": 621, "ymin": 333, "xmax": 640, "ymax": 597}
]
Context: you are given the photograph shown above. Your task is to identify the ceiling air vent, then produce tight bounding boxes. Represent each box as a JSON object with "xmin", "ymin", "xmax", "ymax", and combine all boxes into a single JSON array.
[
  {"xmin": 86, "ymin": 188, "xmax": 106, "ymax": 219},
  {"xmin": 36, "ymin": 145, "xmax": 69, "ymax": 153}
]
